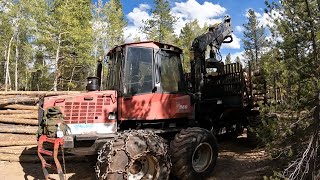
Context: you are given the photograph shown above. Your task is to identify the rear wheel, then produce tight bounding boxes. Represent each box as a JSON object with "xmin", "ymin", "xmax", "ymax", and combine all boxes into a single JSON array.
[
  {"xmin": 170, "ymin": 127, "xmax": 218, "ymax": 180},
  {"xmin": 95, "ymin": 130, "xmax": 171, "ymax": 180}
]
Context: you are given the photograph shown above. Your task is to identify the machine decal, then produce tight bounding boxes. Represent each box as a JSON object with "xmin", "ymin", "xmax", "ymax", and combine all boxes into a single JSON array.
[{"xmin": 68, "ymin": 122, "xmax": 117, "ymax": 134}]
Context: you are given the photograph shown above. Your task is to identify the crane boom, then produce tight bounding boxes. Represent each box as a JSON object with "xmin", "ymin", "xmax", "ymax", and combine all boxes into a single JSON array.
[
  {"xmin": 191, "ymin": 15, "xmax": 233, "ymax": 54},
  {"xmin": 190, "ymin": 15, "xmax": 233, "ymax": 98}
]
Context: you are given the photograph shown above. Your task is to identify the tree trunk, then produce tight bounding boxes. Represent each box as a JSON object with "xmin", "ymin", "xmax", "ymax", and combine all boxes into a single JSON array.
[
  {"xmin": 0, "ymin": 118, "xmax": 38, "ymax": 126},
  {"xmin": 3, "ymin": 45, "xmax": 7, "ymax": 81},
  {"xmin": 0, "ymin": 140, "xmax": 36, "ymax": 147},
  {"xmin": 67, "ymin": 66, "xmax": 76, "ymax": 91},
  {"xmin": 0, "ymin": 97, "xmax": 38, "ymax": 106},
  {"xmin": 2, "ymin": 104, "xmax": 38, "ymax": 110},
  {"xmin": 15, "ymin": 32, "xmax": 20, "ymax": 91},
  {"xmin": 0, "ymin": 91, "xmax": 80, "ymax": 96},
  {"xmin": 5, "ymin": 35, "xmax": 14, "ymax": 91},
  {"xmin": 53, "ymin": 33, "xmax": 62, "ymax": 91},
  {"xmin": 0, "ymin": 114, "xmax": 37, "ymax": 119},
  {"xmin": 0, "ymin": 110, "xmax": 37, "ymax": 115},
  {"xmin": 254, "ymin": 42, "xmax": 258, "ymax": 66},
  {"xmin": 0, "ymin": 125, "xmax": 37, "ymax": 134}
]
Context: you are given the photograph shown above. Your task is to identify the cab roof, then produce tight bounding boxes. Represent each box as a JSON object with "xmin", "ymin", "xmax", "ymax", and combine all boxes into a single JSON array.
[{"xmin": 107, "ymin": 41, "xmax": 182, "ymax": 56}]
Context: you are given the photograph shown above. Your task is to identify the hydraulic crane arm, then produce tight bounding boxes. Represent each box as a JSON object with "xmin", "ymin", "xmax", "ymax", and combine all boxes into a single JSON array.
[
  {"xmin": 190, "ymin": 15, "xmax": 233, "ymax": 97},
  {"xmin": 191, "ymin": 15, "xmax": 233, "ymax": 54}
]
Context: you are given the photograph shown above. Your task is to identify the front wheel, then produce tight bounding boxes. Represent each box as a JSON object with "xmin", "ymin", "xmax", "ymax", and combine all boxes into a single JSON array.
[
  {"xmin": 95, "ymin": 130, "xmax": 171, "ymax": 180},
  {"xmin": 170, "ymin": 127, "xmax": 218, "ymax": 180}
]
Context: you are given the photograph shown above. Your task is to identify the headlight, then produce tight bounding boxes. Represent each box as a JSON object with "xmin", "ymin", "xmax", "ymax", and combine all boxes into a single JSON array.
[{"xmin": 108, "ymin": 112, "xmax": 117, "ymax": 120}]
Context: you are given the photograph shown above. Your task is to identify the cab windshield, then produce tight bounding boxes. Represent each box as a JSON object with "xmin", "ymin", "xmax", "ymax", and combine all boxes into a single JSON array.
[{"xmin": 124, "ymin": 47, "xmax": 153, "ymax": 95}]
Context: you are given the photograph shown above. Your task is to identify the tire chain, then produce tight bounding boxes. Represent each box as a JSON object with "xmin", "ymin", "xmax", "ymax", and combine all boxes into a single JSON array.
[{"xmin": 95, "ymin": 130, "xmax": 171, "ymax": 180}]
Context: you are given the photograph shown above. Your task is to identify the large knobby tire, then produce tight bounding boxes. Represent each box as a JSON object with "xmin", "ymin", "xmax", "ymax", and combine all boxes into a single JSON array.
[
  {"xmin": 95, "ymin": 130, "xmax": 171, "ymax": 180},
  {"xmin": 170, "ymin": 127, "xmax": 218, "ymax": 180}
]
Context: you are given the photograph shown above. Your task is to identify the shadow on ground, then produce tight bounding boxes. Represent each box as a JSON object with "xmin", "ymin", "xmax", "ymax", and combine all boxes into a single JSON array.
[
  {"xmin": 17, "ymin": 135, "xmax": 272, "ymax": 180},
  {"xmin": 19, "ymin": 147, "xmax": 96, "ymax": 180}
]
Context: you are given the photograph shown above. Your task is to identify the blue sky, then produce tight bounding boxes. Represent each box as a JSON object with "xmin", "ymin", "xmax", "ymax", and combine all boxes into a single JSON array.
[{"xmin": 95, "ymin": 0, "xmax": 273, "ymax": 62}]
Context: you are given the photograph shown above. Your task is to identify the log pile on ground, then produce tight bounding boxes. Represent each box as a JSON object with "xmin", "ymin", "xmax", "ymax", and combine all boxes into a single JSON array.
[{"xmin": 0, "ymin": 91, "xmax": 86, "ymax": 163}]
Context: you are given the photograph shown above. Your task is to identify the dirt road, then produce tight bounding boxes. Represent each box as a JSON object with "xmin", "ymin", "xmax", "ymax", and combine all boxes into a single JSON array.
[{"xmin": 0, "ymin": 136, "xmax": 272, "ymax": 180}]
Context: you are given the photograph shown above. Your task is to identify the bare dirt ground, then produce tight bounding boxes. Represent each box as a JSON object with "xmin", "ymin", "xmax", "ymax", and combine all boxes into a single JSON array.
[{"xmin": 0, "ymin": 135, "xmax": 273, "ymax": 180}]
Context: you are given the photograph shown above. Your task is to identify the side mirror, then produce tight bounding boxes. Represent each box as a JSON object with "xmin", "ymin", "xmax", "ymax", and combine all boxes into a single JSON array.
[
  {"xmin": 152, "ymin": 82, "xmax": 160, "ymax": 93},
  {"xmin": 152, "ymin": 86, "xmax": 157, "ymax": 93}
]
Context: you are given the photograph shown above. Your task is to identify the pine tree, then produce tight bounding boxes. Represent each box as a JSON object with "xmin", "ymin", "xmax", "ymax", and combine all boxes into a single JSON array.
[
  {"xmin": 177, "ymin": 20, "xmax": 207, "ymax": 72},
  {"xmin": 225, "ymin": 53, "xmax": 232, "ymax": 64},
  {"xmin": 92, "ymin": 0, "xmax": 108, "ymax": 60},
  {"xmin": 0, "ymin": 0, "xmax": 14, "ymax": 90},
  {"xmin": 30, "ymin": 0, "xmax": 94, "ymax": 91},
  {"xmin": 104, "ymin": 0, "xmax": 127, "ymax": 49},
  {"xmin": 242, "ymin": 9, "xmax": 266, "ymax": 66},
  {"xmin": 141, "ymin": 0, "xmax": 178, "ymax": 44},
  {"xmin": 265, "ymin": 0, "xmax": 319, "ymax": 108},
  {"xmin": 235, "ymin": 56, "xmax": 241, "ymax": 64}
]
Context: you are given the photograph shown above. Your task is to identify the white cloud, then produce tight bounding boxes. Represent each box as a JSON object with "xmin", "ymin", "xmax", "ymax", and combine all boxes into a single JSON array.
[
  {"xmin": 235, "ymin": 25, "xmax": 245, "ymax": 32},
  {"xmin": 127, "ymin": 4, "xmax": 151, "ymax": 27},
  {"xmin": 257, "ymin": 12, "xmax": 274, "ymax": 27},
  {"xmin": 245, "ymin": 9, "xmax": 280, "ymax": 28},
  {"xmin": 221, "ymin": 33, "xmax": 241, "ymax": 49},
  {"xmin": 125, "ymin": 4, "xmax": 151, "ymax": 42},
  {"xmin": 171, "ymin": 0, "xmax": 226, "ymax": 21},
  {"xmin": 125, "ymin": 0, "xmax": 228, "ymax": 42},
  {"xmin": 171, "ymin": 0, "xmax": 226, "ymax": 34}
]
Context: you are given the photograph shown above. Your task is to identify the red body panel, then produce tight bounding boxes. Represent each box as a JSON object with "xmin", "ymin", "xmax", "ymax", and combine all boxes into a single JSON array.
[
  {"xmin": 43, "ymin": 90, "xmax": 117, "ymax": 124},
  {"xmin": 119, "ymin": 93, "xmax": 192, "ymax": 120}
]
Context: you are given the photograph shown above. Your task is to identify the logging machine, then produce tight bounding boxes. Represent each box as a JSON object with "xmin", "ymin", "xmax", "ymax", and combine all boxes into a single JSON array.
[{"xmin": 36, "ymin": 15, "xmax": 264, "ymax": 180}]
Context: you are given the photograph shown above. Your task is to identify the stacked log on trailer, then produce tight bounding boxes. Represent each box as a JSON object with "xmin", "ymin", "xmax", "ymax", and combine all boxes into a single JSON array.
[{"xmin": 0, "ymin": 91, "xmax": 83, "ymax": 162}]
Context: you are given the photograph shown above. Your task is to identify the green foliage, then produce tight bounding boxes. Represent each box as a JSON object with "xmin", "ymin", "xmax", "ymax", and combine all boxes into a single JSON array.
[
  {"xmin": 244, "ymin": 2, "xmax": 320, "ymax": 177},
  {"xmin": 0, "ymin": 0, "xmax": 127, "ymax": 91},
  {"xmin": 141, "ymin": 0, "xmax": 178, "ymax": 44},
  {"xmin": 25, "ymin": 0, "xmax": 94, "ymax": 90},
  {"xmin": 242, "ymin": 9, "xmax": 267, "ymax": 64},
  {"xmin": 104, "ymin": 0, "xmax": 127, "ymax": 48},
  {"xmin": 225, "ymin": 53, "xmax": 232, "ymax": 64},
  {"xmin": 176, "ymin": 20, "xmax": 207, "ymax": 72},
  {"xmin": 264, "ymin": 0, "xmax": 319, "ymax": 110}
]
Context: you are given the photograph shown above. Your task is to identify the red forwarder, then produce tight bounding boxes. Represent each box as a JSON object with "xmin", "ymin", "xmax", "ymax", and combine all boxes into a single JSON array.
[{"xmin": 38, "ymin": 16, "xmax": 261, "ymax": 180}]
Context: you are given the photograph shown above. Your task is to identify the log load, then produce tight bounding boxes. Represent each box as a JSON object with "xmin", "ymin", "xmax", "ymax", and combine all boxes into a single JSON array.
[
  {"xmin": 0, "ymin": 97, "xmax": 38, "ymax": 106},
  {"xmin": 0, "ymin": 91, "xmax": 81, "ymax": 96},
  {"xmin": 0, "ymin": 91, "xmax": 81, "ymax": 163},
  {"xmin": 0, "ymin": 109, "xmax": 36, "ymax": 115},
  {"xmin": 0, "ymin": 134, "xmax": 36, "ymax": 146},
  {"xmin": 0, "ymin": 114, "xmax": 38, "ymax": 119},
  {"xmin": 3, "ymin": 104, "xmax": 38, "ymax": 110},
  {"xmin": 0, "ymin": 124, "xmax": 38, "ymax": 134},
  {"xmin": 0, "ymin": 118, "xmax": 38, "ymax": 126},
  {"xmin": 0, "ymin": 140, "xmax": 37, "ymax": 147}
]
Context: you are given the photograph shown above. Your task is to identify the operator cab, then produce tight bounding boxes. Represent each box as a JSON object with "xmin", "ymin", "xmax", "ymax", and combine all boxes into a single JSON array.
[
  {"xmin": 101, "ymin": 41, "xmax": 191, "ymax": 122},
  {"xmin": 104, "ymin": 41, "xmax": 186, "ymax": 95}
]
